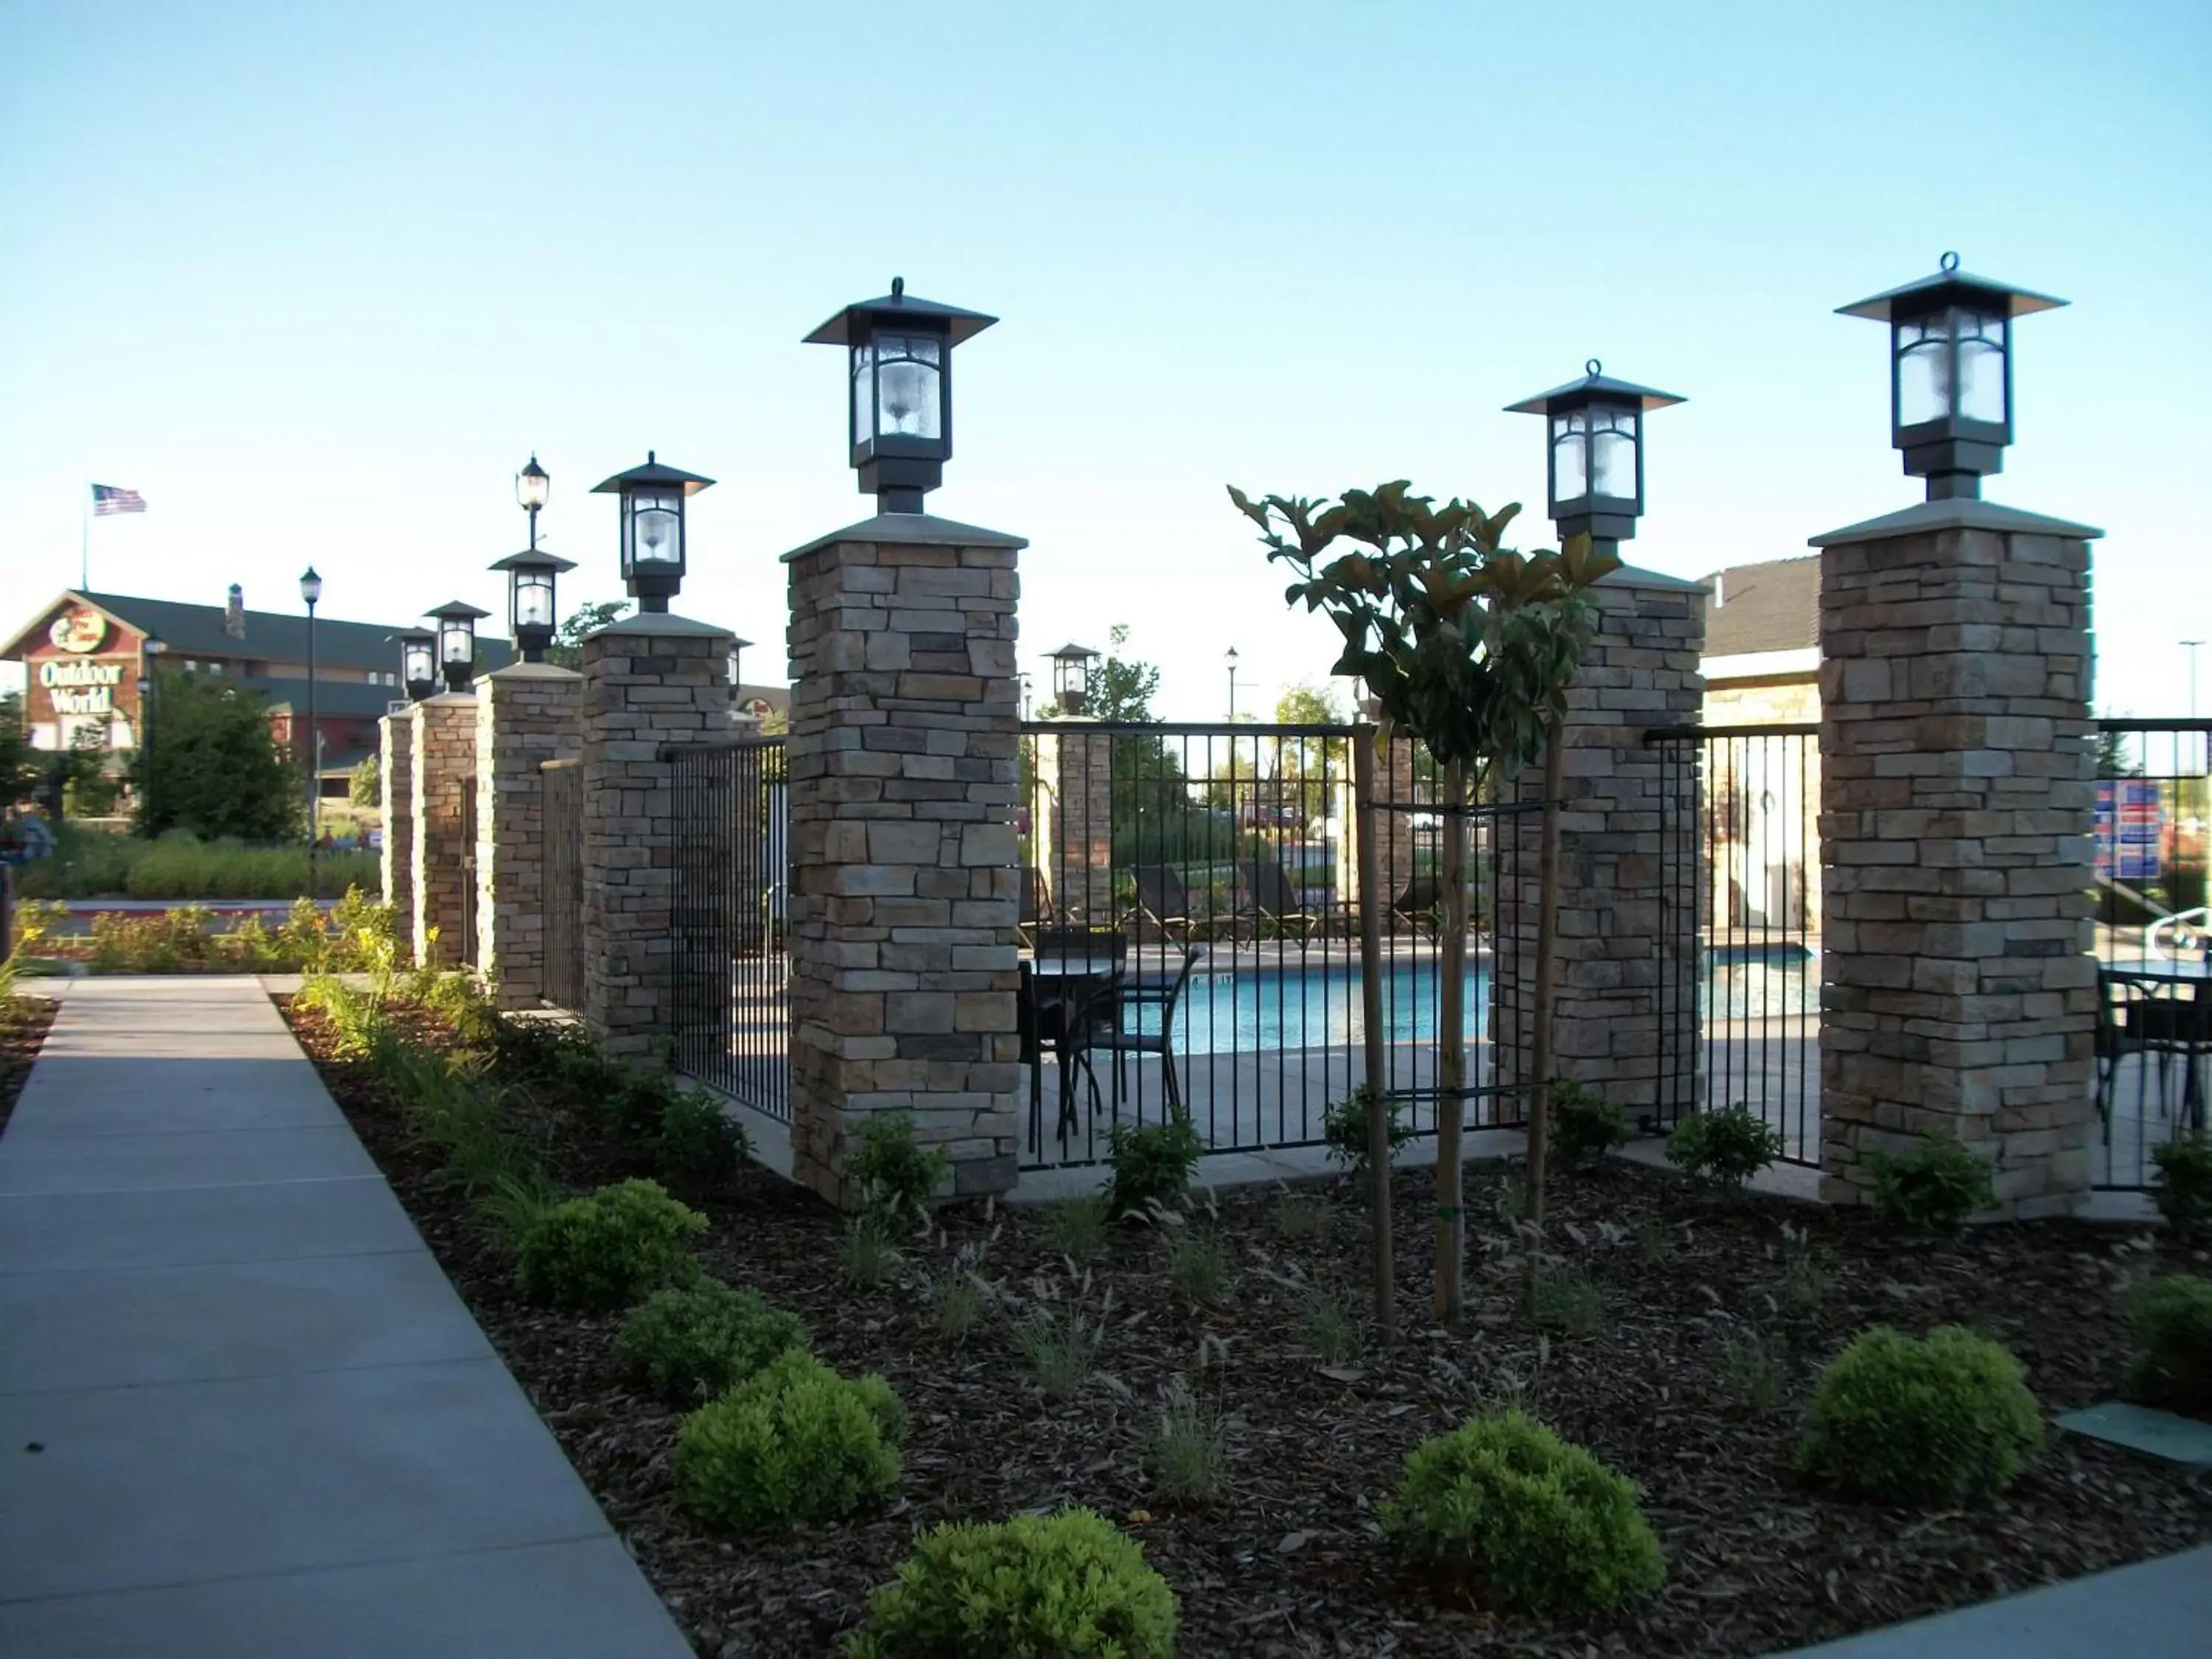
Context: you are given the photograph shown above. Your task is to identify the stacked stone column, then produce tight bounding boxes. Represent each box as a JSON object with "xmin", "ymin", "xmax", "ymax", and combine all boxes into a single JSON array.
[
  {"xmin": 1816, "ymin": 501, "xmax": 2101, "ymax": 1215},
  {"xmin": 784, "ymin": 515, "xmax": 1024, "ymax": 1208},
  {"xmin": 408, "ymin": 694, "xmax": 476, "ymax": 970},
  {"xmin": 378, "ymin": 712, "xmax": 414, "ymax": 950},
  {"xmin": 580, "ymin": 616, "xmax": 734, "ymax": 1060},
  {"xmin": 1492, "ymin": 568, "xmax": 1706, "ymax": 1119},
  {"xmin": 475, "ymin": 663, "xmax": 582, "ymax": 1008},
  {"xmin": 1031, "ymin": 726, "xmax": 1114, "ymax": 924}
]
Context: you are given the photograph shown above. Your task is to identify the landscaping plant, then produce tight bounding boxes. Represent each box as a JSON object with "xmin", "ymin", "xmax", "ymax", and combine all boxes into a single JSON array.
[
  {"xmin": 1321, "ymin": 1085, "xmax": 1413, "ymax": 1180},
  {"xmin": 849, "ymin": 1113, "xmax": 950, "ymax": 1224},
  {"xmin": 2151, "ymin": 1133, "xmax": 2212, "ymax": 1239},
  {"xmin": 652, "ymin": 1089, "xmax": 751, "ymax": 1200},
  {"xmin": 1380, "ymin": 1409, "xmax": 1666, "ymax": 1614},
  {"xmin": 2124, "ymin": 1274, "xmax": 2212, "ymax": 1417},
  {"xmin": 1551, "ymin": 1079, "xmax": 1627, "ymax": 1170},
  {"xmin": 1165, "ymin": 1230, "xmax": 1229, "ymax": 1302},
  {"xmin": 840, "ymin": 1217, "xmax": 900, "ymax": 1288},
  {"xmin": 674, "ymin": 1349, "xmax": 907, "ymax": 1532},
  {"xmin": 1150, "ymin": 1377, "xmax": 1227, "ymax": 1505},
  {"xmin": 1867, "ymin": 1136, "xmax": 1995, "ymax": 1232},
  {"xmin": 931, "ymin": 1273, "xmax": 986, "ymax": 1343},
  {"xmin": 512, "ymin": 1178, "xmax": 706, "ymax": 1311},
  {"xmin": 843, "ymin": 1506, "xmax": 1178, "ymax": 1659},
  {"xmin": 1105, "ymin": 1110, "xmax": 1203, "ymax": 1220},
  {"xmin": 1043, "ymin": 1193, "xmax": 1110, "ymax": 1262},
  {"xmin": 1666, "ymin": 1106, "xmax": 1783, "ymax": 1192},
  {"xmin": 1797, "ymin": 1326, "xmax": 2045, "ymax": 1505},
  {"xmin": 613, "ymin": 1279, "xmax": 808, "ymax": 1405}
]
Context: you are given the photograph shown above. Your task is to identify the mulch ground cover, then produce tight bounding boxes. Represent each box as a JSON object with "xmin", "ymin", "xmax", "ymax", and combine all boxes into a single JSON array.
[
  {"xmin": 282, "ymin": 995, "xmax": 2212, "ymax": 1659},
  {"xmin": 0, "ymin": 995, "xmax": 59, "ymax": 1134}
]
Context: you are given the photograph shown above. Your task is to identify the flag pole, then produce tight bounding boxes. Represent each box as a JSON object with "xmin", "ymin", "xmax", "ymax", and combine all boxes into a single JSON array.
[{"xmin": 80, "ymin": 485, "xmax": 89, "ymax": 591}]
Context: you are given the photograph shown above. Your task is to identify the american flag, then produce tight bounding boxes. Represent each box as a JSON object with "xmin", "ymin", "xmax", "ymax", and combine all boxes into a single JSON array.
[{"xmin": 91, "ymin": 484, "xmax": 146, "ymax": 516}]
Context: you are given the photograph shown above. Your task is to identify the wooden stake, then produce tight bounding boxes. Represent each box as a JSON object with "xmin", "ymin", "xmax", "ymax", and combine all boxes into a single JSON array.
[
  {"xmin": 1353, "ymin": 728, "xmax": 1394, "ymax": 1343},
  {"xmin": 1527, "ymin": 739, "xmax": 1565, "ymax": 1229},
  {"xmin": 1434, "ymin": 757, "xmax": 1469, "ymax": 1323}
]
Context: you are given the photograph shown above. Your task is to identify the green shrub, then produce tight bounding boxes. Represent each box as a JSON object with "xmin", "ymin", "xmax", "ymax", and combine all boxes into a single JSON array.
[
  {"xmin": 1552, "ymin": 1080, "xmax": 1628, "ymax": 1169},
  {"xmin": 1867, "ymin": 1137, "xmax": 1994, "ymax": 1231},
  {"xmin": 605, "ymin": 1069, "xmax": 681, "ymax": 1144},
  {"xmin": 1666, "ymin": 1107, "xmax": 1782, "ymax": 1190},
  {"xmin": 1321, "ymin": 1085, "xmax": 1413, "ymax": 1179},
  {"xmin": 1105, "ymin": 1111, "xmax": 1203, "ymax": 1220},
  {"xmin": 1798, "ymin": 1326, "xmax": 2044, "ymax": 1504},
  {"xmin": 613, "ymin": 1279, "xmax": 807, "ymax": 1405},
  {"xmin": 1302, "ymin": 1294, "xmax": 1360, "ymax": 1364},
  {"xmin": 849, "ymin": 1113, "xmax": 950, "ymax": 1222},
  {"xmin": 844, "ymin": 1507, "xmax": 1177, "ymax": 1659},
  {"xmin": 674, "ymin": 1349, "xmax": 906, "ymax": 1532},
  {"xmin": 512, "ymin": 1179, "xmax": 706, "ymax": 1310},
  {"xmin": 2124, "ymin": 1275, "xmax": 2212, "ymax": 1416},
  {"xmin": 1528, "ymin": 1266, "xmax": 1606, "ymax": 1338},
  {"xmin": 1380, "ymin": 1410, "xmax": 1665, "ymax": 1614},
  {"xmin": 2152, "ymin": 1134, "xmax": 2212, "ymax": 1239},
  {"xmin": 654, "ymin": 1091, "xmax": 750, "ymax": 1199}
]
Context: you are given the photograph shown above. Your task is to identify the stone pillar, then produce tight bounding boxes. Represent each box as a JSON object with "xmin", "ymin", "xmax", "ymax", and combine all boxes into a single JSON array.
[
  {"xmin": 1031, "ymin": 726, "xmax": 1114, "ymax": 924},
  {"xmin": 580, "ymin": 616, "xmax": 734, "ymax": 1059},
  {"xmin": 1492, "ymin": 566, "xmax": 1707, "ymax": 1121},
  {"xmin": 1815, "ymin": 500, "xmax": 2101, "ymax": 1215},
  {"xmin": 378, "ymin": 712, "xmax": 414, "ymax": 949},
  {"xmin": 476, "ymin": 663, "xmax": 582, "ymax": 1008},
  {"xmin": 408, "ymin": 694, "xmax": 476, "ymax": 970},
  {"xmin": 784, "ymin": 513, "xmax": 1024, "ymax": 1208}
]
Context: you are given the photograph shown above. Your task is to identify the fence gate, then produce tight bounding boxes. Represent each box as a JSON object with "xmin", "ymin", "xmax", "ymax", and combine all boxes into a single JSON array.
[
  {"xmin": 1646, "ymin": 723, "xmax": 1821, "ymax": 1165},
  {"xmin": 667, "ymin": 737, "xmax": 790, "ymax": 1120},
  {"xmin": 540, "ymin": 759, "xmax": 584, "ymax": 1011}
]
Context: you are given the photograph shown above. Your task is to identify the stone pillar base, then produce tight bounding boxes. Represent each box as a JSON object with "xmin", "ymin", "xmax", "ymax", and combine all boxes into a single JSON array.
[
  {"xmin": 409, "ymin": 694, "xmax": 476, "ymax": 970},
  {"xmin": 476, "ymin": 663, "xmax": 582, "ymax": 1009}
]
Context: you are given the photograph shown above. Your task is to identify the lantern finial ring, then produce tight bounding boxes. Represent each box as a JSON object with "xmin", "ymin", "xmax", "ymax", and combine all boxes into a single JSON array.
[
  {"xmin": 1586, "ymin": 357, "xmax": 1602, "ymax": 378},
  {"xmin": 1939, "ymin": 251, "xmax": 1960, "ymax": 274},
  {"xmin": 891, "ymin": 275, "xmax": 905, "ymax": 299}
]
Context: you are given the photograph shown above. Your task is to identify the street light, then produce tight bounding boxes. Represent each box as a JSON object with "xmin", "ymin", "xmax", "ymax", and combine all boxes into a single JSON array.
[
  {"xmin": 141, "ymin": 634, "xmax": 164, "ymax": 830},
  {"xmin": 300, "ymin": 567, "xmax": 323, "ymax": 885},
  {"xmin": 1837, "ymin": 251, "xmax": 2067, "ymax": 501},
  {"xmin": 1225, "ymin": 646, "xmax": 1240, "ymax": 722},
  {"xmin": 804, "ymin": 276, "xmax": 998, "ymax": 514},
  {"xmin": 516, "ymin": 453, "xmax": 550, "ymax": 549},
  {"xmin": 489, "ymin": 549, "xmax": 576, "ymax": 663},
  {"xmin": 1020, "ymin": 673, "xmax": 1034, "ymax": 721},
  {"xmin": 399, "ymin": 628, "xmax": 437, "ymax": 701},
  {"xmin": 2185, "ymin": 641, "xmax": 2205, "ymax": 720},
  {"xmin": 426, "ymin": 601, "xmax": 489, "ymax": 692},
  {"xmin": 727, "ymin": 636, "xmax": 754, "ymax": 694},
  {"xmin": 1504, "ymin": 360, "xmax": 1685, "ymax": 549},
  {"xmin": 1046, "ymin": 643, "xmax": 1101, "ymax": 717},
  {"xmin": 591, "ymin": 452, "xmax": 714, "ymax": 613}
]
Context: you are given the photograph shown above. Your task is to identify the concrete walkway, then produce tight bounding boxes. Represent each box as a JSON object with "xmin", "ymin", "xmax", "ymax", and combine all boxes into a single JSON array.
[{"xmin": 0, "ymin": 978, "xmax": 691, "ymax": 1659}]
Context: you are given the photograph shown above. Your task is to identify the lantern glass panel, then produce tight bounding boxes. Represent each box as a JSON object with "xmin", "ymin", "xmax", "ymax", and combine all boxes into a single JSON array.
[
  {"xmin": 1590, "ymin": 408, "xmax": 1638, "ymax": 498},
  {"xmin": 1957, "ymin": 310, "xmax": 2006, "ymax": 424},
  {"xmin": 1551, "ymin": 411, "xmax": 1589, "ymax": 501},
  {"xmin": 515, "ymin": 573, "xmax": 554, "ymax": 630},
  {"xmin": 852, "ymin": 342, "xmax": 875, "ymax": 445},
  {"xmin": 404, "ymin": 641, "xmax": 434, "ymax": 684},
  {"xmin": 439, "ymin": 621, "xmax": 473, "ymax": 666},
  {"xmin": 874, "ymin": 333, "xmax": 942, "ymax": 441},
  {"xmin": 516, "ymin": 466, "xmax": 549, "ymax": 511},
  {"xmin": 630, "ymin": 493, "xmax": 681, "ymax": 566},
  {"xmin": 1898, "ymin": 307, "xmax": 2010, "ymax": 428}
]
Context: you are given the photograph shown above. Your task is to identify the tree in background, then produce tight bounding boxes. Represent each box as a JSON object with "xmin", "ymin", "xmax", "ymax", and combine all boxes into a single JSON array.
[
  {"xmin": 0, "ymin": 696, "xmax": 40, "ymax": 813},
  {"xmin": 1274, "ymin": 683, "xmax": 1348, "ymax": 828},
  {"xmin": 349, "ymin": 752, "xmax": 380, "ymax": 807},
  {"xmin": 61, "ymin": 723, "xmax": 122, "ymax": 818},
  {"xmin": 548, "ymin": 599, "xmax": 633, "ymax": 671},
  {"xmin": 128, "ymin": 669, "xmax": 299, "ymax": 841}
]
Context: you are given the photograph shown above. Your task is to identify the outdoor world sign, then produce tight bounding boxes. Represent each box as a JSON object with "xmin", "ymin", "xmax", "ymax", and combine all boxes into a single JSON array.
[{"xmin": 39, "ymin": 658, "xmax": 125, "ymax": 714}]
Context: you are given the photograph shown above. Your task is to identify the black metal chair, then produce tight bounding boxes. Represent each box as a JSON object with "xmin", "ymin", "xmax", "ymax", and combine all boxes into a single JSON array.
[
  {"xmin": 1067, "ymin": 945, "xmax": 1201, "ymax": 1116},
  {"xmin": 1241, "ymin": 858, "xmax": 1322, "ymax": 940},
  {"xmin": 1133, "ymin": 865, "xmax": 1202, "ymax": 942},
  {"xmin": 1018, "ymin": 865, "xmax": 1053, "ymax": 945},
  {"xmin": 1390, "ymin": 873, "xmax": 1443, "ymax": 939},
  {"xmin": 2099, "ymin": 972, "xmax": 2211, "ymax": 1130}
]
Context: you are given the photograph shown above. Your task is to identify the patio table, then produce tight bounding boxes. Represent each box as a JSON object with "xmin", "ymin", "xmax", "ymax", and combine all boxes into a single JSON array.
[{"xmin": 1020, "ymin": 952, "xmax": 1125, "ymax": 1144}]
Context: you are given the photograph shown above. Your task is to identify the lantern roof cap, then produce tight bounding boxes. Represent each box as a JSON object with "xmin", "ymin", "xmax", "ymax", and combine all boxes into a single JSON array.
[
  {"xmin": 1837, "ymin": 253, "xmax": 2067, "ymax": 321},
  {"xmin": 487, "ymin": 548, "xmax": 578, "ymax": 574},
  {"xmin": 518, "ymin": 453, "xmax": 549, "ymax": 478},
  {"xmin": 425, "ymin": 599, "xmax": 492, "ymax": 622},
  {"xmin": 395, "ymin": 626, "xmax": 434, "ymax": 643},
  {"xmin": 1504, "ymin": 360, "xmax": 1685, "ymax": 415},
  {"xmin": 728, "ymin": 635, "xmax": 755, "ymax": 649},
  {"xmin": 591, "ymin": 451, "xmax": 716, "ymax": 495},
  {"xmin": 1046, "ymin": 641, "xmax": 1102, "ymax": 661},
  {"xmin": 804, "ymin": 276, "xmax": 998, "ymax": 347}
]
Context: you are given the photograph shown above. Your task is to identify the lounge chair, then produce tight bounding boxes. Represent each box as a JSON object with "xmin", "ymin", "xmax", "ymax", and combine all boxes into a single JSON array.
[
  {"xmin": 1133, "ymin": 865, "xmax": 1202, "ymax": 942},
  {"xmin": 1240, "ymin": 858, "xmax": 1322, "ymax": 941},
  {"xmin": 1390, "ymin": 874, "xmax": 1443, "ymax": 939}
]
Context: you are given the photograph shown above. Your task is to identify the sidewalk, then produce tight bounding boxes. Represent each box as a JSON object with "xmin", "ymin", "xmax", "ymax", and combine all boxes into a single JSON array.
[{"xmin": 0, "ymin": 977, "xmax": 691, "ymax": 1658}]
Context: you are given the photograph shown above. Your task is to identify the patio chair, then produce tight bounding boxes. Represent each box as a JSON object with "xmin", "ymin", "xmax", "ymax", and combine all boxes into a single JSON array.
[
  {"xmin": 1240, "ymin": 858, "xmax": 1322, "ymax": 941},
  {"xmin": 1018, "ymin": 865, "xmax": 1053, "ymax": 945},
  {"xmin": 1067, "ymin": 945, "xmax": 1201, "ymax": 1116},
  {"xmin": 1388, "ymin": 873, "xmax": 1443, "ymax": 939},
  {"xmin": 1133, "ymin": 865, "xmax": 1202, "ymax": 942},
  {"xmin": 2099, "ymin": 972, "xmax": 2211, "ymax": 1130}
]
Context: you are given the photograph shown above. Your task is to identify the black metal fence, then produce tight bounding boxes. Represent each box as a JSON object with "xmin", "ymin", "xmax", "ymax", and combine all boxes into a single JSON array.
[
  {"xmin": 540, "ymin": 759, "xmax": 583, "ymax": 1011},
  {"xmin": 1646, "ymin": 723, "xmax": 1821, "ymax": 1165},
  {"xmin": 2093, "ymin": 718, "xmax": 2211, "ymax": 1189},
  {"xmin": 667, "ymin": 737, "xmax": 790, "ymax": 1120}
]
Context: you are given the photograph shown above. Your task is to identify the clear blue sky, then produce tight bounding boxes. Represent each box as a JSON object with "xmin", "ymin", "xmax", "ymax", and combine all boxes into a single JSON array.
[{"xmin": 3, "ymin": 1, "xmax": 2206, "ymax": 719}]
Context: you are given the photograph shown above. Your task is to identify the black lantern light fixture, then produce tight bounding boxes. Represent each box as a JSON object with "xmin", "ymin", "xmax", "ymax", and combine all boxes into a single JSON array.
[
  {"xmin": 1046, "ymin": 643, "xmax": 1101, "ymax": 717},
  {"xmin": 399, "ymin": 628, "xmax": 437, "ymax": 700},
  {"xmin": 515, "ymin": 453, "xmax": 551, "ymax": 549},
  {"xmin": 1505, "ymin": 360, "xmax": 1685, "ymax": 549},
  {"xmin": 488, "ymin": 549, "xmax": 576, "ymax": 663},
  {"xmin": 804, "ymin": 276, "xmax": 998, "ymax": 514},
  {"xmin": 425, "ymin": 601, "xmax": 490, "ymax": 692},
  {"xmin": 1838, "ymin": 251, "xmax": 2067, "ymax": 501},
  {"xmin": 591, "ymin": 452, "xmax": 714, "ymax": 613},
  {"xmin": 726, "ymin": 636, "xmax": 754, "ymax": 695}
]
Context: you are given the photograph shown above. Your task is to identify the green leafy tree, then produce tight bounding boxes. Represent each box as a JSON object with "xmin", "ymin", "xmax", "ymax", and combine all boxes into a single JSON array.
[
  {"xmin": 62, "ymin": 722, "xmax": 122, "ymax": 817},
  {"xmin": 548, "ymin": 599, "xmax": 633, "ymax": 671},
  {"xmin": 1230, "ymin": 480, "xmax": 1616, "ymax": 1330},
  {"xmin": 129, "ymin": 668, "xmax": 301, "ymax": 841},
  {"xmin": 349, "ymin": 751, "xmax": 380, "ymax": 808},
  {"xmin": 1273, "ymin": 684, "xmax": 1348, "ymax": 827},
  {"xmin": 0, "ymin": 695, "xmax": 42, "ymax": 813},
  {"xmin": 2095, "ymin": 726, "xmax": 2139, "ymax": 779}
]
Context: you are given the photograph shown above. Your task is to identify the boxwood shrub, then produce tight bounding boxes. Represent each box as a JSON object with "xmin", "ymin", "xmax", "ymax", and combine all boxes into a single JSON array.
[
  {"xmin": 613, "ymin": 1278, "xmax": 807, "ymax": 1405},
  {"xmin": 675, "ymin": 1349, "xmax": 907, "ymax": 1532},
  {"xmin": 512, "ymin": 1178, "xmax": 705, "ymax": 1311},
  {"xmin": 2125, "ymin": 1274, "xmax": 2212, "ymax": 1417},
  {"xmin": 1797, "ymin": 1325, "xmax": 2043, "ymax": 1504}
]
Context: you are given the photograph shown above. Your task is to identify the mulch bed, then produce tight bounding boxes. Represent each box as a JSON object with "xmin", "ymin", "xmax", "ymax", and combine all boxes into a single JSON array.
[
  {"xmin": 281, "ymin": 996, "xmax": 2212, "ymax": 1659},
  {"xmin": 0, "ymin": 996, "xmax": 59, "ymax": 1135}
]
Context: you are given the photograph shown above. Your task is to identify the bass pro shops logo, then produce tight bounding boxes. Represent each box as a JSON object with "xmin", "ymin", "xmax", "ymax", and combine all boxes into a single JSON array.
[{"xmin": 47, "ymin": 609, "xmax": 108, "ymax": 653}]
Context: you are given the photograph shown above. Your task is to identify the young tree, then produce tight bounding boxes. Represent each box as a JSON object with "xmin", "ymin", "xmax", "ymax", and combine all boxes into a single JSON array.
[
  {"xmin": 0, "ymin": 696, "xmax": 41, "ymax": 813},
  {"xmin": 129, "ymin": 669, "xmax": 300, "ymax": 841},
  {"xmin": 62, "ymin": 722, "xmax": 122, "ymax": 818},
  {"xmin": 1231, "ymin": 480, "xmax": 1615, "ymax": 1328},
  {"xmin": 547, "ymin": 599, "xmax": 633, "ymax": 671},
  {"xmin": 349, "ymin": 752, "xmax": 381, "ymax": 807},
  {"xmin": 1274, "ymin": 684, "xmax": 1348, "ymax": 827}
]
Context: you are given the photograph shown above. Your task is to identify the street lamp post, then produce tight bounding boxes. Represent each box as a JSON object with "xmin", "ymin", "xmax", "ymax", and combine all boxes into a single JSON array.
[
  {"xmin": 591, "ymin": 453, "xmax": 714, "ymax": 613},
  {"xmin": 1225, "ymin": 646, "xmax": 1239, "ymax": 722},
  {"xmin": 516, "ymin": 453, "xmax": 551, "ymax": 550},
  {"xmin": 399, "ymin": 629, "xmax": 437, "ymax": 702},
  {"xmin": 139, "ymin": 633, "xmax": 164, "ymax": 830},
  {"xmin": 299, "ymin": 567, "xmax": 322, "ymax": 893},
  {"xmin": 490, "ymin": 549, "xmax": 576, "ymax": 663},
  {"xmin": 1504, "ymin": 360, "xmax": 1686, "ymax": 553},
  {"xmin": 2185, "ymin": 641, "xmax": 2205, "ymax": 720},
  {"xmin": 426, "ymin": 601, "xmax": 489, "ymax": 692},
  {"xmin": 1046, "ymin": 644, "xmax": 1100, "ymax": 717},
  {"xmin": 1020, "ymin": 674, "xmax": 1034, "ymax": 721}
]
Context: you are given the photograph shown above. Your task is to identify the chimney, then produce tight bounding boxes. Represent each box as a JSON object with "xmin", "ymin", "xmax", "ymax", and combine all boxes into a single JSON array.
[{"xmin": 226, "ymin": 584, "xmax": 245, "ymax": 639}]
